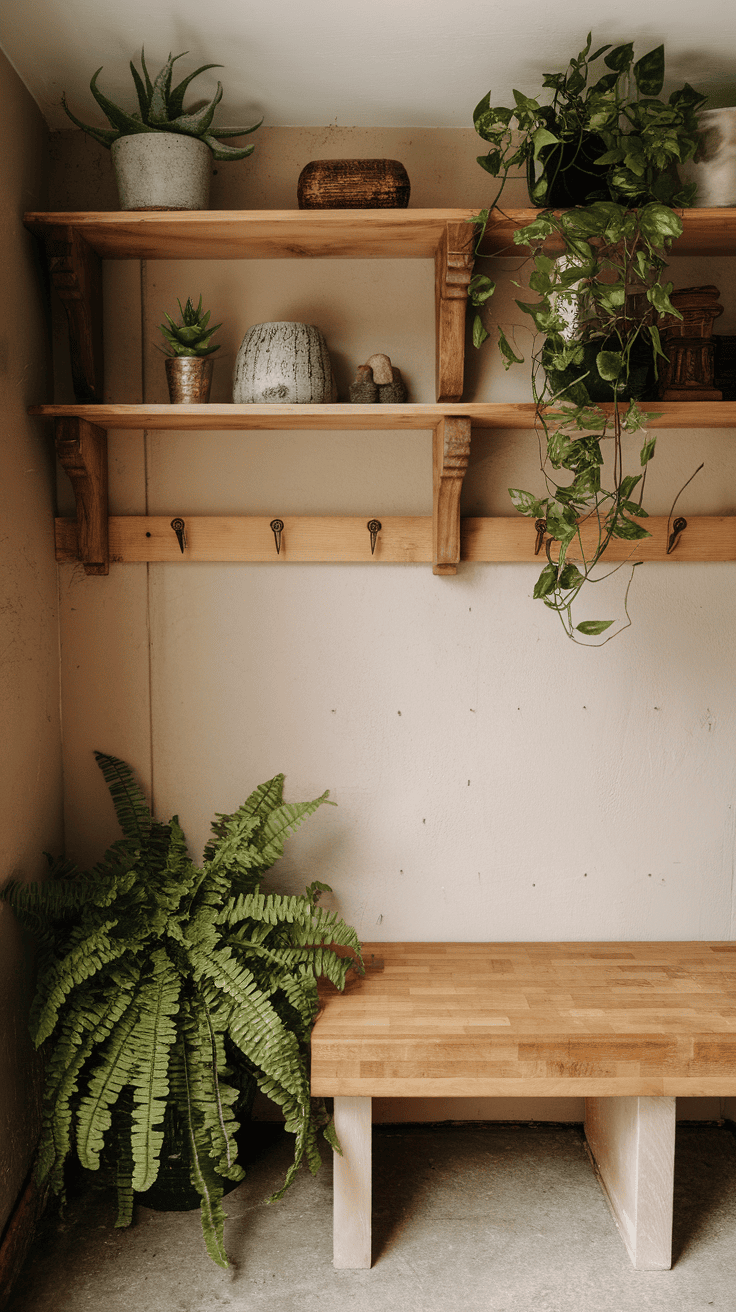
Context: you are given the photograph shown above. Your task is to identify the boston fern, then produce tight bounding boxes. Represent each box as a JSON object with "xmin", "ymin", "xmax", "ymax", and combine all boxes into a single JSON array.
[{"xmin": 2, "ymin": 753, "xmax": 362, "ymax": 1267}]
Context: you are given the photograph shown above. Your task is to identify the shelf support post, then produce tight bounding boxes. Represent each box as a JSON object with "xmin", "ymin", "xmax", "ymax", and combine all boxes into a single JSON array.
[
  {"xmin": 55, "ymin": 417, "xmax": 109, "ymax": 575},
  {"xmin": 433, "ymin": 416, "xmax": 471, "ymax": 575},
  {"xmin": 435, "ymin": 221, "xmax": 476, "ymax": 402},
  {"xmin": 43, "ymin": 226, "xmax": 104, "ymax": 403}
]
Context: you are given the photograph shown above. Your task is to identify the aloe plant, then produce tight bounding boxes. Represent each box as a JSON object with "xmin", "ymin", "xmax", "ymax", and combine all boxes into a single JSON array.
[
  {"xmin": 1, "ymin": 754, "xmax": 362, "ymax": 1267},
  {"xmin": 159, "ymin": 296, "xmax": 221, "ymax": 358},
  {"xmin": 62, "ymin": 50, "xmax": 261, "ymax": 161}
]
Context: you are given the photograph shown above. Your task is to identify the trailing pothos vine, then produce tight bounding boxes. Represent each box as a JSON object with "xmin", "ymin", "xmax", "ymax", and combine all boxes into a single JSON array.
[
  {"xmin": 1, "ymin": 754, "xmax": 363, "ymax": 1267},
  {"xmin": 465, "ymin": 34, "xmax": 705, "ymax": 642},
  {"xmin": 471, "ymin": 201, "xmax": 688, "ymax": 642}
]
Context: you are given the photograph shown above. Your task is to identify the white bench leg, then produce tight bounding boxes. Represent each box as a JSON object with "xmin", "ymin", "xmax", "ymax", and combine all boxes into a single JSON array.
[
  {"xmin": 584, "ymin": 1096, "xmax": 676, "ymax": 1270},
  {"xmin": 332, "ymin": 1095, "xmax": 372, "ymax": 1268}
]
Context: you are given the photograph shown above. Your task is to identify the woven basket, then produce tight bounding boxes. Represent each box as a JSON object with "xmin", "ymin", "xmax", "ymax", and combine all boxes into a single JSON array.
[{"xmin": 297, "ymin": 159, "xmax": 410, "ymax": 209}]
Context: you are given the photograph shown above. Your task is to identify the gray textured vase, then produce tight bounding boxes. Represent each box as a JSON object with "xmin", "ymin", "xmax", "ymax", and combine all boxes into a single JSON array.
[
  {"xmin": 679, "ymin": 109, "xmax": 736, "ymax": 207},
  {"xmin": 232, "ymin": 322, "xmax": 337, "ymax": 403},
  {"xmin": 111, "ymin": 134, "xmax": 211, "ymax": 211}
]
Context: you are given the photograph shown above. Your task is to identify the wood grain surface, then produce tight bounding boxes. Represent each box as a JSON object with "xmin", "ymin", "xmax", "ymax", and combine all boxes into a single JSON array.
[
  {"xmin": 54, "ymin": 515, "xmax": 736, "ymax": 564},
  {"xmin": 29, "ymin": 400, "xmax": 736, "ymax": 429},
  {"xmin": 23, "ymin": 208, "xmax": 736, "ymax": 259},
  {"xmin": 311, "ymin": 942, "xmax": 736, "ymax": 1098}
]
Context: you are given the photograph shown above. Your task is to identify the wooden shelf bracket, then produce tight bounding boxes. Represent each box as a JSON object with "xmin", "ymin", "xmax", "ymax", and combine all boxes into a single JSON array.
[
  {"xmin": 435, "ymin": 221, "xmax": 476, "ymax": 402},
  {"xmin": 433, "ymin": 416, "xmax": 472, "ymax": 574},
  {"xmin": 43, "ymin": 226, "xmax": 104, "ymax": 403},
  {"xmin": 55, "ymin": 417, "xmax": 109, "ymax": 574}
]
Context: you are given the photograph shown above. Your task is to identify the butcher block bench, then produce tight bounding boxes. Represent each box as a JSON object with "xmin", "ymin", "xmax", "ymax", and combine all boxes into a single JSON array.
[{"xmin": 311, "ymin": 942, "xmax": 736, "ymax": 1271}]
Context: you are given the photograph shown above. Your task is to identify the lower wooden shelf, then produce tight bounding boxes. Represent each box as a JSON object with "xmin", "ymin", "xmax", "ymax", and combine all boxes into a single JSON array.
[{"xmin": 55, "ymin": 514, "xmax": 736, "ymax": 564}]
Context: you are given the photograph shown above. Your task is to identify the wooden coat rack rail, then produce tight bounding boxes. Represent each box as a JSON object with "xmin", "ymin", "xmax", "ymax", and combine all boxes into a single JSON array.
[
  {"xmin": 53, "ymin": 513, "xmax": 736, "ymax": 565},
  {"xmin": 34, "ymin": 402, "xmax": 736, "ymax": 574}
]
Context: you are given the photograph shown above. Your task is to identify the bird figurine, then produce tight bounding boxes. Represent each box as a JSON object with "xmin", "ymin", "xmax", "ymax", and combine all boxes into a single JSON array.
[
  {"xmin": 349, "ymin": 353, "xmax": 407, "ymax": 403},
  {"xmin": 349, "ymin": 364, "xmax": 379, "ymax": 403}
]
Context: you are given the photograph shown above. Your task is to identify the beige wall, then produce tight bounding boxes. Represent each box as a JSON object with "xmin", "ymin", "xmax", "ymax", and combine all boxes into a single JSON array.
[
  {"xmin": 51, "ymin": 129, "xmax": 736, "ymax": 1125},
  {"xmin": 0, "ymin": 52, "xmax": 63, "ymax": 1232}
]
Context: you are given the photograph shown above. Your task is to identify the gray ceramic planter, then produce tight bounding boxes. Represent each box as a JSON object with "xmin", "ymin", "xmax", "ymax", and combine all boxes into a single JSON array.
[
  {"xmin": 679, "ymin": 108, "xmax": 736, "ymax": 207},
  {"xmin": 111, "ymin": 133, "xmax": 211, "ymax": 211}
]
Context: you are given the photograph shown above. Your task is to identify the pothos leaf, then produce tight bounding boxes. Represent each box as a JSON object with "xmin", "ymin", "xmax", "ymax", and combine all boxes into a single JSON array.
[{"xmin": 576, "ymin": 619, "xmax": 614, "ymax": 635}]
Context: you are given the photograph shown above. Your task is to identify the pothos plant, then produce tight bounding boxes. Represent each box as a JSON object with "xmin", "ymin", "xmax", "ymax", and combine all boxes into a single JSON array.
[
  {"xmin": 493, "ymin": 201, "xmax": 685, "ymax": 641},
  {"xmin": 466, "ymin": 35, "xmax": 705, "ymax": 641},
  {"xmin": 471, "ymin": 33, "xmax": 704, "ymax": 224},
  {"xmin": 1, "ymin": 753, "xmax": 362, "ymax": 1267}
]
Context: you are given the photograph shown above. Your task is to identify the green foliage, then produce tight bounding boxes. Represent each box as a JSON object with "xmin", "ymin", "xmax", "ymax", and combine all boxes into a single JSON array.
[
  {"xmin": 496, "ymin": 201, "xmax": 689, "ymax": 641},
  {"xmin": 61, "ymin": 50, "xmax": 262, "ymax": 161},
  {"xmin": 1, "ymin": 754, "xmax": 362, "ymax": 1268},
  {"xmin": 159, "ymin": 296, "xmax": 222, "ymax": 359},
  {"xmin": 473, "ymin": 33, "xmax": 705, "ymax": 210},
  {"xmin": 466, "ymin": 36, "xmax": 703, "ymax": 642}
]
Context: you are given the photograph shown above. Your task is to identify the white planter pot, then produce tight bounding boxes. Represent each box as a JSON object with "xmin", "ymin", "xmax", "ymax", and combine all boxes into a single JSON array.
[
  {"xmin": 233, "ymin": 322, "xmax": 337, "ymax": 403},
  {"xmin": 679, "ymin": 108, "xmax": 736, "ymax": 207},
  {"xmin": 111, "ymin": 133, "xmax": 211, "ymax": 211}
]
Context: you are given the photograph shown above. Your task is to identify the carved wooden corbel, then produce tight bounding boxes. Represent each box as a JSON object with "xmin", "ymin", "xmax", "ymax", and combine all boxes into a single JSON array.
[
  {"xmin": 55, "ymin": 417, "xmax": 109, "ymax": 574},
  {"xmin": 434, "ymin": 222, "xmax": 476, "ymax": 402},
  {"xmin": 44, "ymin": 227, "xmax": 104, "ymax": 403},
  {"xmin": 433, "ymin": 415, "xmax": 472, "ymax": 574}
]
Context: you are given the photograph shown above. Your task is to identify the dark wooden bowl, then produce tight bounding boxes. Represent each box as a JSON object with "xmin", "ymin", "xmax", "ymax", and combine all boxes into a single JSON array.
[{"xmin": 297, "ymin": 159, "xmax": 411, "ymax": 209}]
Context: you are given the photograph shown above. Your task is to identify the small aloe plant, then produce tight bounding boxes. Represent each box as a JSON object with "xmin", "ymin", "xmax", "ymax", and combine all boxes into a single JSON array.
[
  {"xmin": 159, "ymin": 296, "xmax": 221, "ymax": 358},
  {"xmin": 62, "ymin": 49, "xmax": 261, "ymax": 161}
]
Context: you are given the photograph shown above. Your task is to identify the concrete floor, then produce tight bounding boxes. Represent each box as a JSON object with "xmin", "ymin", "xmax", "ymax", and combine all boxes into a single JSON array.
[{"xmin": 7, "ymin": 1121, "xmax": 736, "ymax": 1312}]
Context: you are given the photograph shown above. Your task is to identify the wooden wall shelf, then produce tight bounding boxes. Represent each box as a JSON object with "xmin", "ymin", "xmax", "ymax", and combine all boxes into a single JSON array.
[
  {"xmin": 24, "ymin": 209, "xmax": 477, "ymax": 406},
  {"xmin": 30, "ymin": 401, "xmax": 736, "ymax": 430},
  {"xmin": 25, "ymin": 208, "xmax": 736, "ymax": 579}
]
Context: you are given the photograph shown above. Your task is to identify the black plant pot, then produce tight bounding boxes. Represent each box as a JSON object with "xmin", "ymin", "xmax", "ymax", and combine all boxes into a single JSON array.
[
  {"xmin": 527, "ymin": 133, "xmax": 608, "ymax": 208},
  {"xmin": 135, "ymin": 1074, "xmax": 258, "ymax": 1213},
  {"xmin": 543, "ymin": 337, "xmax": 657, "ymax": 405}
]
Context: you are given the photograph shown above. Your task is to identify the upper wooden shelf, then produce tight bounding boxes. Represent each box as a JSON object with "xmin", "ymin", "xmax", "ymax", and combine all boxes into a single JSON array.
[
  {"xmin": 24, "ymin": 209, "xmax": 479, "ymax": 260},
  {"xmin": 478, "ymin": 206, "xmax": 736, "ymax": 257},
  {"xmin": 24, "ymin": 206, "xmax": 736, "ymax": 259},
  {"xmin": 30, "ymin": 401, "xmax": 736, "ymax": 431}
]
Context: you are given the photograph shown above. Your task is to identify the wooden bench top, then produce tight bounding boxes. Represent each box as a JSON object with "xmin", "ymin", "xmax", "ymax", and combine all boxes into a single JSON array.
[{"xmin": 311, "ymin": 942, "xmax": 736, "ymax": 1099}]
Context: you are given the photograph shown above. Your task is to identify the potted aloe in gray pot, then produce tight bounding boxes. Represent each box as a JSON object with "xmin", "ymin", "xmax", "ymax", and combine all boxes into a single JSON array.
[{"xmin": 62, "ymin": 49, "xmax": 261, "ymax": 210}]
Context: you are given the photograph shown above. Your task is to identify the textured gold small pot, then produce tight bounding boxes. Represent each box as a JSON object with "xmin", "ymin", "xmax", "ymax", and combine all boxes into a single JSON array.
[{"xmin": 165, "ymin": 356, "xmax": 214, "ymax": 403}]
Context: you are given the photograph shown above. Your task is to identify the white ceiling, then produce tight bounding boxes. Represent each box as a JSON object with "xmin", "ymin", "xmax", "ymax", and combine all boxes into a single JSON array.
[{"xmin": 2, "ymin": 0, "xmax": 735, "ymax": 131}]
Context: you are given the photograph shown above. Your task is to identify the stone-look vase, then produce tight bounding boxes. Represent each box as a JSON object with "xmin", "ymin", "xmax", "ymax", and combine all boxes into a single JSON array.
[
  {"xmin": 679, "ymin": 109, "xmax": 736, "ymax": 207},
  {"xmin": 233, "ymin": 322, "xmax": 337, "ymax": 403},
  {"xmin": 165, "ymin": 357, "xmax": 214, "ymax": 403},
  {"xmin": 111, "ymin": 133, "xmax": 211, "ymax": 211}
]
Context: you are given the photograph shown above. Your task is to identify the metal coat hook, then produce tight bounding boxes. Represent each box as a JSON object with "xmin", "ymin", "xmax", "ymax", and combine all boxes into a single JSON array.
[
  {"xmin": 667, "ymin": 516, "xmax": 687, "ymax": 555},
  {"xmin": 270, "ymin": 519, "xmax": 284, "ymax": 555},
  {"xmin": 170, "ymin": 517, "xmax": 187, "ymax": 553},
  {"xmin": 367, "ymin": 519, "xmax": 381, "ymax": 556},
  {"xmin": 534, "ymin": 518, "xmax": 547, "ymax": 556}
]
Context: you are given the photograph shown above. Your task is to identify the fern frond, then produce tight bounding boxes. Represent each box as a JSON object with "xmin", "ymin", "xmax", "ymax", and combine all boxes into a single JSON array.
[
  {"xmin": 129, "ymin": 950, "xmax": 181, "ymax": 1192},
  {"xmin": 75, "ymin": 999, "xmax": 142, "ymax": 1170},
  {"xmin": 256, "ymin": 793, "xmax": 334, "ymax": 867},
  {"xmin": 170, "ymin": 1025, "xmax": 229, "ymax": 1268},
  {"xmin": 32, "ymin": 922, "xmax": 130, "ymax": 1044},
  {"xmin": 203, "ymin": 775, "xmax": 285, "ymax": 862},
  {"xmin": 184, "ymin": 997, "xmax": 243, "ymax": 1181},
  {"xmin": 194, "ymin": 947, "xmax": 307, "ymax": 1096},
  {"xmin": 94, "ymin": 751, "xmax": 152, "ymax": 842},
  {"xmin": 112, "ymin": 1094, "xmax": 135, "ymax": 1226},
  {"xmin": 37, "ymin": 981, "xmax": 139, "ymax": 1192}
]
